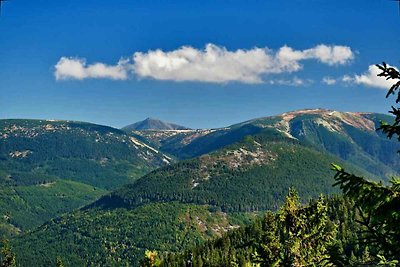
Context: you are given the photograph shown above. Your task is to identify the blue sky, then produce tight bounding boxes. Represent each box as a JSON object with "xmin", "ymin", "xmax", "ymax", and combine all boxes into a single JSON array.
[{"xmin": 0, "ymin": 0, "xmax": 399, "ymax": 129}]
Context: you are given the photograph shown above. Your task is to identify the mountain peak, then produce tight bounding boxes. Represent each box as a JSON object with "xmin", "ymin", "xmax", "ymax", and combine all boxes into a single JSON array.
[{"xmin": 122, "ymin": 118, "xmax": 190, "ymax": 131}]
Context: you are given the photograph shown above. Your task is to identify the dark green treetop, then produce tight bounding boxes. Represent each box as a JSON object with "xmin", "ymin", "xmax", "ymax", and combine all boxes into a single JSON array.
[{"xmin": 333, "ymin": 63, "xmax": 400, "ymax": 265}]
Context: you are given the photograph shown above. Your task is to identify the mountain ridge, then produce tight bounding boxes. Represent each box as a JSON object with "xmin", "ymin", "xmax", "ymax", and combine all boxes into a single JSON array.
[{"xmin": 130, "ymin": 109, "xmax": 399, "ymax": 180}]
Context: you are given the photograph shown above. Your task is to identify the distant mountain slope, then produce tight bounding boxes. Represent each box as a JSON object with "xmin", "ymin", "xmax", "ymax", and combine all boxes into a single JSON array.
[
  {"xmin": 241, "ymin": 109, "xmax": 399, "ymax": 179},
  {"xmin": 135, "ymin": 126, "xmax": 261, "ymax": 160},
  {"xmin": 133, "ymin": 109, "xmax": 400, "ymax": 179},
  {"xmin": 123, "ymin": 118, "xmax": 190, "ymax": 131},
  {"xmin": 0, "ymin": 119, "xmax": 172, "ymax": 236}
]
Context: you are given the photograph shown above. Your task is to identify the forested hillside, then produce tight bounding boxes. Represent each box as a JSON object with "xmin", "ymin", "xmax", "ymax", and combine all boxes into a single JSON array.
[
  {"xmin": 0, "ymin": 119, "xmax": 171, "ymax": 188},
  {"xmin": 0, "ymin": 119, "xmax": 171, "ymax": 237},
  {"xmin": 12, "ymin": 202, "xmax": 254, "ymax": 266},
  {"xmin": 94, "ymin": 131, "xmax": 360, "ymax": 212},
  {"xmin": 0, "ymin": 180, "xmax": 106, "ymax": 238},
  {"xmin": 158, "ymin": 195, "xmax": 369, "ymax": 267}
]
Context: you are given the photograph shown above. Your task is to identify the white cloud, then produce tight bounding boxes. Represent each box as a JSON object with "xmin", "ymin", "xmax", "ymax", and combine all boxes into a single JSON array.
[
  {"xmin": 341, "ymin": 75, "xmax": 353, "ymax": 83},
  {"xmin": 322, "ymin": 77, "xmax": 337, "ymax": 85},
  {"xmin": 133, "ymin": 44, "xmax": 269, "ymax": 83},
  {"xmin": 54, "ymin": 57, "xmax": 129, "ymax": 80},
  {"xmin": 303, "ymin": 45, "xmax": 354, "ymax": 65},
  {"xmin": 354, "ymin": 65, "xmax": 395, "ymax": 89},
  {"xmin": 133, "ymin": 44, "xmax": 354, "ymax": 83},
  {"xmin": 267, "ymin": 77, "xmax": 313, "ymax": 87},
  {"xmin": 55, "ymin": 43, "xmax": 354, "ymax": 83},
  {"xmin": 342, "ymin": 65, "xmax": 397, "ymax": 89}
]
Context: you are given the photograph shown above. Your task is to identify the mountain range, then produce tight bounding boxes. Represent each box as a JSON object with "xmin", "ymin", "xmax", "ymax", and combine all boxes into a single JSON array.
[
  {"xmin": 0, "ymin": 119, "xmax": 171, "ymax": 237},
  {"xmin": 1, "ymin": 109, "xmax": 399, "ymax": 266}
]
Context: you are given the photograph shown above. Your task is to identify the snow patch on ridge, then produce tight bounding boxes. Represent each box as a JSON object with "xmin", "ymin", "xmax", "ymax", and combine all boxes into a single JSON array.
[
  {"xmin": 314, "ymin": 118, "xmax": 340, "ymax": 133},
  {"xmin": 129, "ymin": 136, "xmax": 172, "ymax": 164},
  {"xmin": 129, "ymin": 137, "xmax": 159, "ymax": 154}
]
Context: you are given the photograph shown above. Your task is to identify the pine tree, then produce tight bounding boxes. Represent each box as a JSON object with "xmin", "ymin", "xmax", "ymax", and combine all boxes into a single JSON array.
[
  {"xmin": 140, "ymin": 250, "xmax": 161, "ymax": 267},
  {"xmin": 253, "ymin": 189, "xmax": 336, "ymax": 266},
  {"xmin": 333, "ymin": 62, "xmax": 400, "ymax": 264},
  {"xmin": 56, "ymin": 256, "xmax": 65, "ymax": 267},
  {"xmin": 0, "ymin": 240, "xmax": 16, "ymax": 267}
]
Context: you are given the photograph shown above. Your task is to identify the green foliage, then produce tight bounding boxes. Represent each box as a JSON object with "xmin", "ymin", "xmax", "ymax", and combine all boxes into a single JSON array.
[
  {"xmin": 333, "ymin": 152, "xmax": 400, "ymax": 263},
  {"xmin": 377, "ymin": 63, "xmax": 400, "ymax": 145},
  {"xmin": 94, "ymin": 136, "xmax": 358, "ymax": 213},
  {"xmin": 254, "ymin": 189, "xmax": 335, "ymax": 266},
  {"xmin": 0, "ymin": 180, "xmax": 105, "ymax": 238},
  {"xmin": 140, "ymin": 250, "xmax": 161, "ymax": 267},
  {"xmin": 56, "ymin": 256, "xmax": 65, "ymax": 267},
  {"xmin": 11, "ymin": 202, "xmax": 251, "ymax": 267},
  {"xmin": 160, "ymin": 193, "xmax": 359, "ymax": 267},
  {"xmin": 0, "ymin": 240, "xmax": 16, "ymax": 267},
  {"xmin": 332, "ymin": 62, "xmax": 400, "ymax": 265}
]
